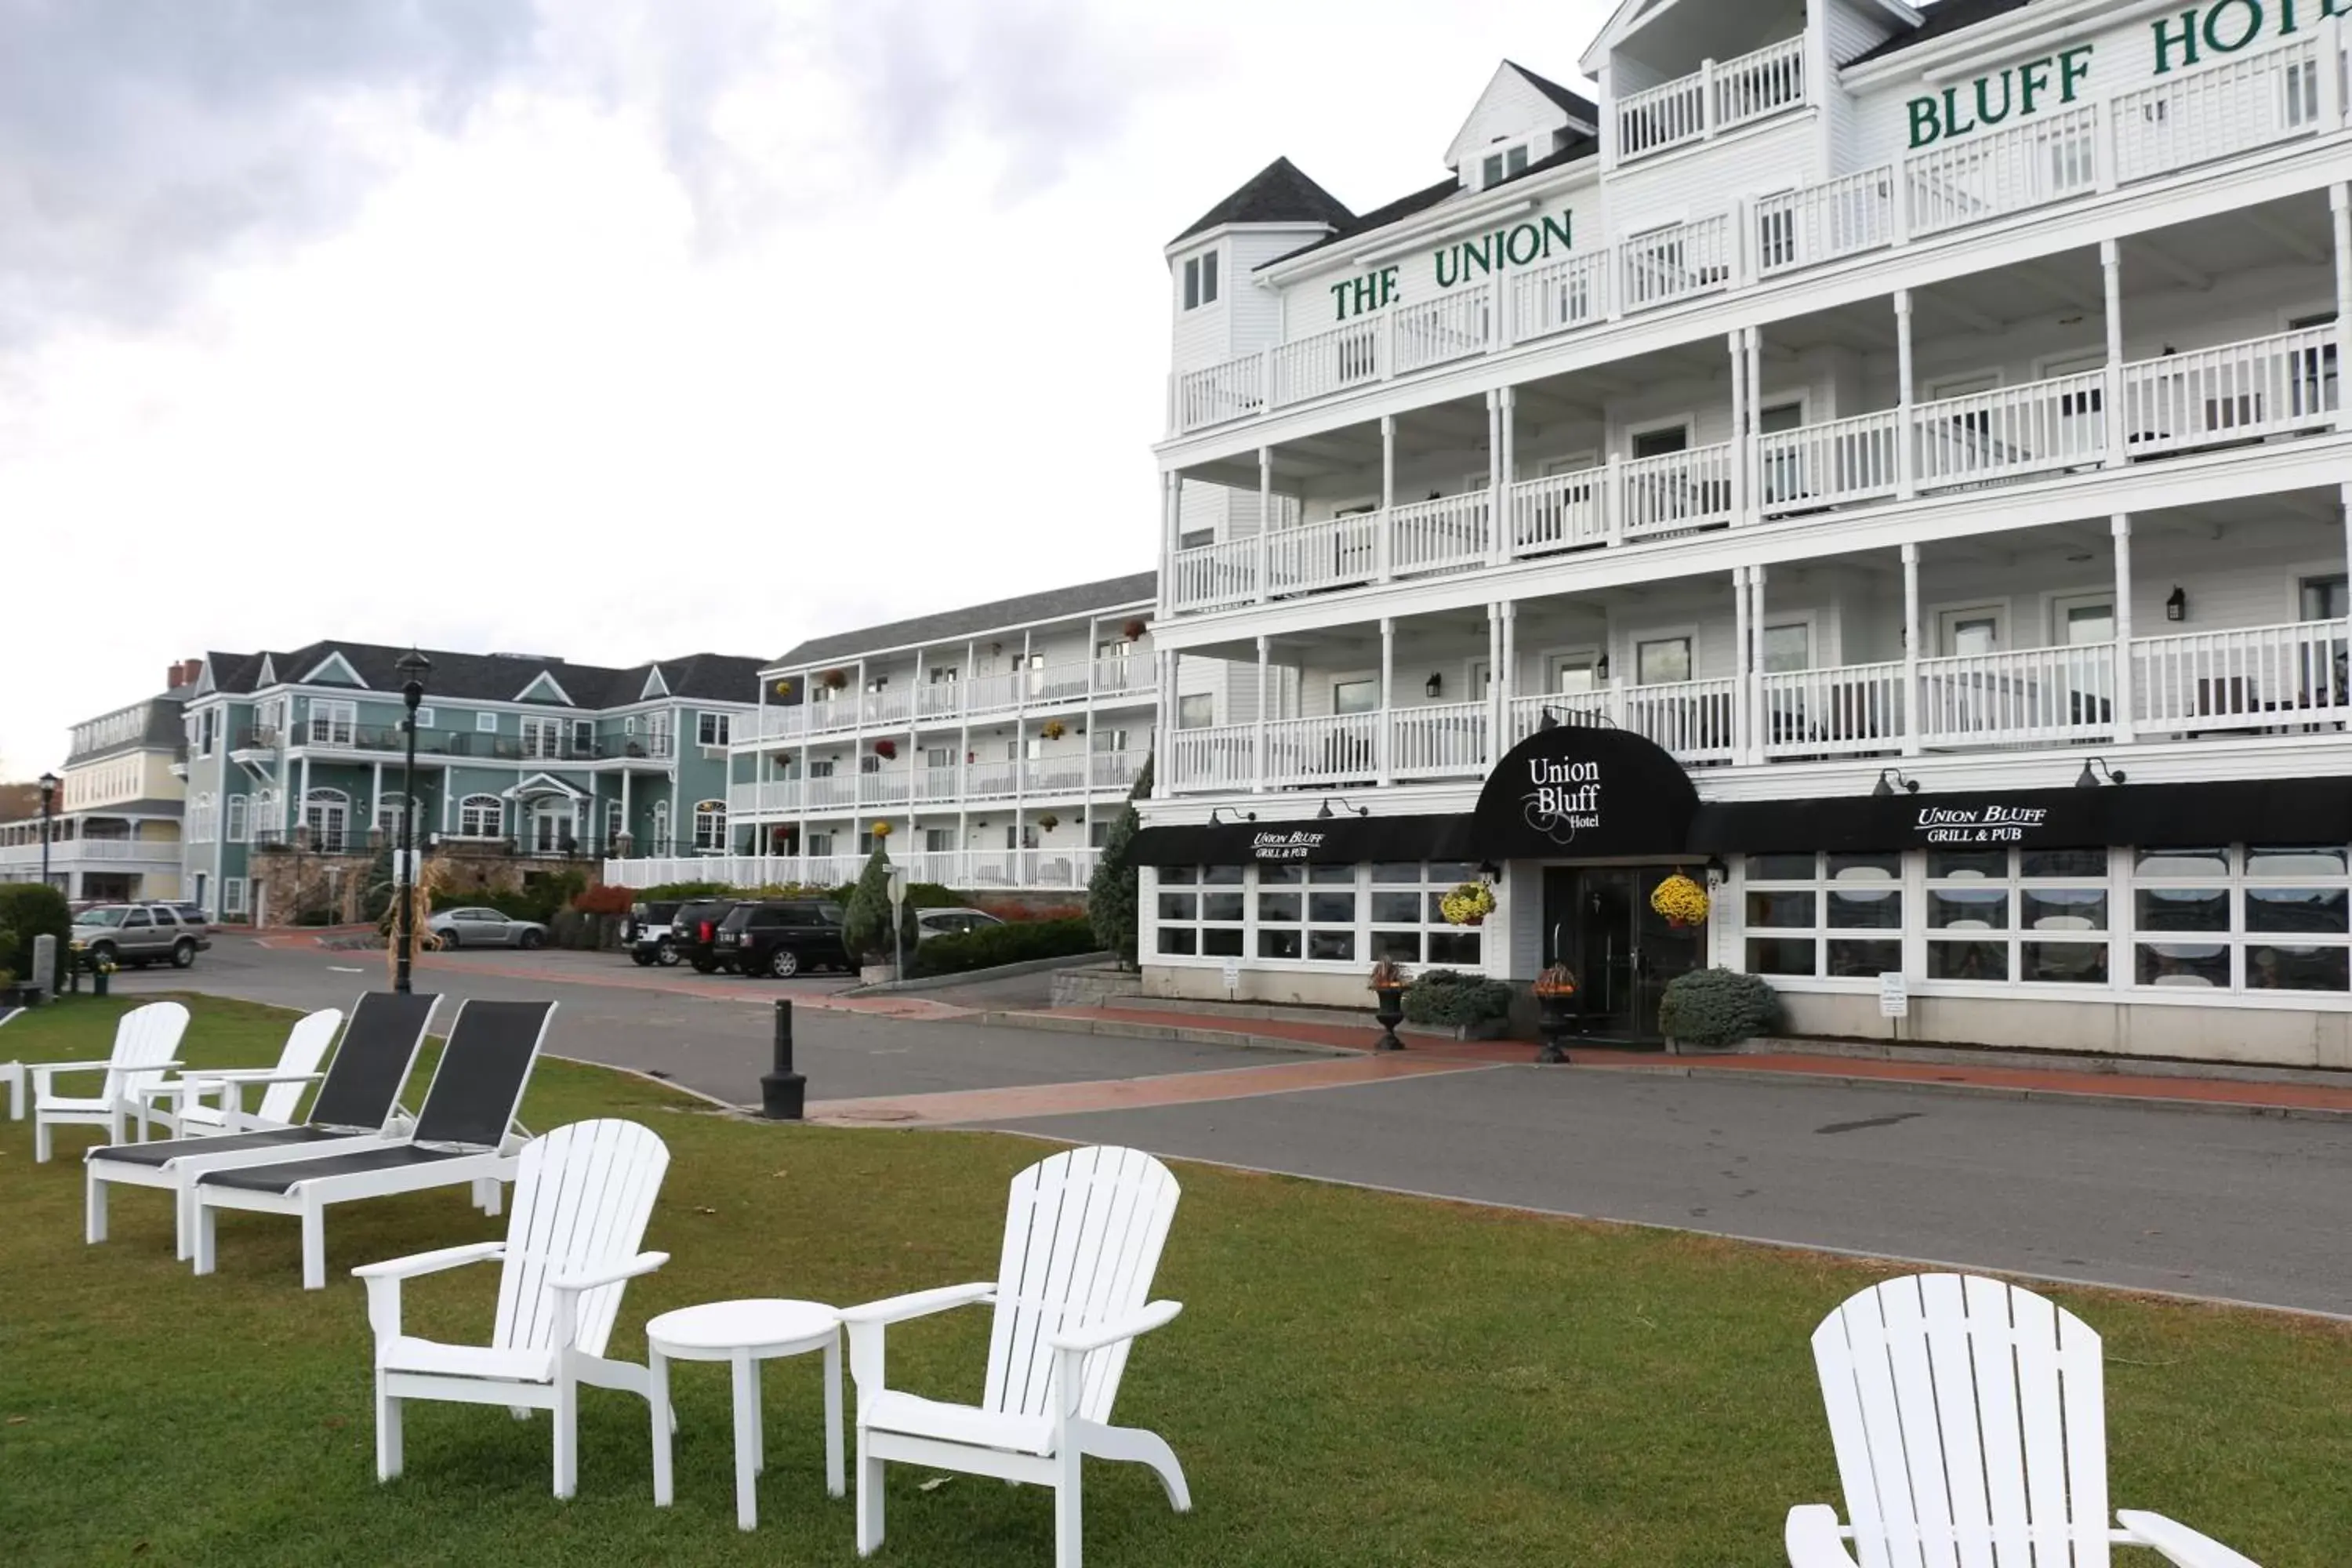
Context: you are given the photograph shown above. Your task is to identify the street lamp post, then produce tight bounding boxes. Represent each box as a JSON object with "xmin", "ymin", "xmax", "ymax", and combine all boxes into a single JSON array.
[
  {"xmin": 394, "ymin": 649, "xmax": 433, "ymax": 995},
  {"xmin": 37, "ymin": 771, "xmax": 59, "ymax": 890}
]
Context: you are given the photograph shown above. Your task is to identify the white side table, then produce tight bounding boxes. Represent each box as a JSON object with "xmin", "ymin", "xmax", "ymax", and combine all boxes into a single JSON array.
[{"xmin": 647, "ymin": 1298, "xmax": 844, "ymax": 1530}]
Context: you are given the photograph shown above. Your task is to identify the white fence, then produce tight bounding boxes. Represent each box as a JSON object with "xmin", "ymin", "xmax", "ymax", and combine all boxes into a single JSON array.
[{"xmin": 602, "ymin": 848, "xmax": 1102, "ymax": 893}]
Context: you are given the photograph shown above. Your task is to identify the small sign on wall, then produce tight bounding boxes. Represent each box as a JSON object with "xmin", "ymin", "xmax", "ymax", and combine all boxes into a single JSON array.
[
  {"xmin": 1878, "ymin": 971, "xmax": 1910, "ymax": 1020},
  {"xmin": 1221, "ymin": 957, "xmax": 1240, "ymax": 999}
]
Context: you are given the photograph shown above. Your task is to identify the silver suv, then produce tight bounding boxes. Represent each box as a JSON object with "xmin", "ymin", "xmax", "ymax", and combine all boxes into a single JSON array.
[{"xmin": 72, "ymin": 903, "xmax": 210, "ymax": 970}]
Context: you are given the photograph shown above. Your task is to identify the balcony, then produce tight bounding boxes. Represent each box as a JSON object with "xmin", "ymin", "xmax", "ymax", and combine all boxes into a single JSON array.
[
  {"xmin": 729, "ymin": 752, "xmax": 1149, "ymax": 818},
  {"xmin": 291, "ymin": 723, "xmax": 672, "ymax": 763},
  {"xmin": 0, "ymin": 838, "xmax": 181, "ymax": 869},
  {"xmin": 1163, "ymin": 619, "xmax": 2351, "ymax": 793},
  {"xmin": 749, "ymin": 660, "xmax": 1159, "ymax": 743},
  {"xmin": 1172, "ymin": 30, "xmax": 2344, "ymax": 437},
  {"xmin": 600, "ymin": 848, "xmax": 1102, "ymax": 894},
  {"xmin": 1616, "ymin": 36, "xmax": 1807, "ymax": 162},
  {"xmin": 1171, "ymin": 325, "xmax": 2340, "ymax": 616}
]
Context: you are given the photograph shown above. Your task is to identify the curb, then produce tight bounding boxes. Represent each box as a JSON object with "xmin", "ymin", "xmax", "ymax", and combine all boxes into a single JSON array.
[
  {"xmin": 840, "ymin": 952, "xmax": 1115, "ymax": 998},
  {"xmin": 973, "ymin": 1010, "xmax": 1363, "ymax": 1059}
]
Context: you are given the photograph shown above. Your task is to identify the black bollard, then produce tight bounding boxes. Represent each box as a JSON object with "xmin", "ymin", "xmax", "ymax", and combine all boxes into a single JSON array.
[{"xmin": 760, "ymin": 998, "xmax": 807, "ymax": 1120}]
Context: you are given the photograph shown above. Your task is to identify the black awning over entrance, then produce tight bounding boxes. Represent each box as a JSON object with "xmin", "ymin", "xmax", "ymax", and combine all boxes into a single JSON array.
[
  {"xmin": 1470, "ymin": 724, "xmax": 1700, "ymax": 860},
  {"xmin": 1127, "ymin": 813, "xmax": 1479, "ymax": 868},
  {"xmin": 1688, "ymin": 775, "xmax": 2352, "ymax": 855}
]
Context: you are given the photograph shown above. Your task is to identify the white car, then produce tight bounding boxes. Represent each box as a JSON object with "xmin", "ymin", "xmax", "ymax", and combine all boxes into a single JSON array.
[
  {"xmin": 915, "ymin": 907, "xmax": 1006, "ymax": 941},
  {"xmin": 426, "ymin": 907, "xmax": 549, "ymax": 949}
]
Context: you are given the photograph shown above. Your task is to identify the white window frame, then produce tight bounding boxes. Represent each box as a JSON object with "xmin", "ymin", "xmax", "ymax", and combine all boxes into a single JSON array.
[
  {"xmin": 698, "ymin": 711, "xmax": 731, "ymax": 749},
  {"xmin": 476, "ymin": 711, "xmax": 499, "ymax": 733},
  {"xmin": 1181, "ymin": 248, "xmax": 1221, "ymax": 312},
  {"xmin": 224, "ymin": 794, "xmax": 249, "ymax": 844},
  {"xmin": 458, "ymin": 794, "xmax": 504, "ymax": 840},
  {"xmin": 412, "ymin": 706, "xmax": 435, "ymax": 729},
  {"xmin": 521, "ymin": 716, "xmax": 561, "ymax": 760},
  {"xmin": 307, "ymin": 699, "xmax": 357, "ymax": 748},
  {"xmin": 222, "ymin": 877, "xmax": 248, "ymax": 917},
  {"xmin": 691, "ymin": 799, "xmax": 728, "ymax": 855}
]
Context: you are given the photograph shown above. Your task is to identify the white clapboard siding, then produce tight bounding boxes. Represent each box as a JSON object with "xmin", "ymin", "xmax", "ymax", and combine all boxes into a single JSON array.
[
  {"xmin": 492, "ymin": 1119, "xmax": 672, "ymax": 1363},
  {"xmin": 982, "ymin": 1145, "xmax": 1181, "ymax": 1427}
]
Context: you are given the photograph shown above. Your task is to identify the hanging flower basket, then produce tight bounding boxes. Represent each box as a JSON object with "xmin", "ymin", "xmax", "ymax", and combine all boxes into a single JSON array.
[
  {"xmin": 773, "ymin": 678, "xmax": 795, "ymax": 698},
  {"xmin": 1122, "ymin": 618, "xmax": 1148, "ymax": 641},
  {"xmin": 1036, "ymin": 813, "xmax": 1061, "ymax": 831},
  {"xmin": 870, "ymin": 821, "xmax": 893, "ymax": 840},
  {"xmin": 873, "ymin": 738, "xmax": 898, "ymax": 760},
  {"xmin": 1439, "ymin": 880, "xmax": 1497, "ymax": 927},
  {"xmin": 1650, "ymin": 871, "xmax": 1710, "ymax": 929},
  {"xmin": 1040, "ymin": 720, "xmax": 1068, "ymax": 741},
  {"xmin": 820, "ymin": 668, "xmax": 850, "ymax": 691}
]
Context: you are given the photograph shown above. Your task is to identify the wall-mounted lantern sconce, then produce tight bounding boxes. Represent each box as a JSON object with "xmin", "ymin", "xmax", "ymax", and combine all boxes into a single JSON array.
[
  {"xmin": 1209, "ymin": 806, "xmax": 1258, "ymax": 825},
  {"xmin": 2165, "ymin": 586, "xmax": 2187, "ymax": 622},
  {"xmin": 2075, "ymin": 757, "xmax": 2127, "ymax": 789},
  {"xmin": 1871, "ymin": 768, "xmax": 1921, "ymax": 797},
  {"xmin": 1425, "ymin": 673, "xmax": 1443, "ymax": 699},
  {"xmin": 1316, "ymin": 797, "xmax": 1370, "ymax": 820}
]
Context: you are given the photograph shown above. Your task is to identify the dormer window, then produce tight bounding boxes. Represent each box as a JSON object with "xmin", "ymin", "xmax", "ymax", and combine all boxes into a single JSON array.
[
  {"xmin": 1481, "ymin": 143, "xmax": 1532, "ymax": 189},
  {"xmin": 1181, "ymin": 249, "xmax": 1221, "ymax": 310}
]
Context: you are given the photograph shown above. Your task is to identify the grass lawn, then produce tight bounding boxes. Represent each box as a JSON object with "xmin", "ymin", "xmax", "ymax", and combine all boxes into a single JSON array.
[{"xmin": 2, "ymin": 995, "xmax": 2347, "ymax": 1566}]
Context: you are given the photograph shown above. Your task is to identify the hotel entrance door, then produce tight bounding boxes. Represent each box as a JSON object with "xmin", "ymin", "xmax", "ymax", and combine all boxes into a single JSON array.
[{"xmin": 1541, "ymin": 866, "xmax": 1706, "ymax": 1044}]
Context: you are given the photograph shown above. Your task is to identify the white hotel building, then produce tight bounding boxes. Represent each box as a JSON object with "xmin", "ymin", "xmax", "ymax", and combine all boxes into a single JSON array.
[
  {"xmin": 1131, "ymin": 0, "xmax": 2352, "ymax": 1067},
  {"xmin": 609, "ymin": 575, "xmax": 1167, "ymax": 893}
]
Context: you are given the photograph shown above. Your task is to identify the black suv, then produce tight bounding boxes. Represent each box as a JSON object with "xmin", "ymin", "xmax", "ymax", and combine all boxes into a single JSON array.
[
  {"xmin": 712, "ymin": 899, "xmax": 850, "ymax": 978},
  {"xmin": 623, "ymin": 899, "xmax": 687, "ymax": 967},
  {"xmin": 677, "ymin": 898, "xmax": 746, "ymax": 974}
]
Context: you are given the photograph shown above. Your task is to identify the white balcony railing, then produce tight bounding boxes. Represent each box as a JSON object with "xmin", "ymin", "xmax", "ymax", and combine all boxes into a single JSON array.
[
  {"xmin": 1262, "ymin": 713, "xmax": 1379, "ymax": 787},
  {"xmin": 1171, "ymin": 535, "xmax": 1258, "ymax": 612},
  {"xmin": 1759, "ymin": 662, "xmax": 1907, "ymax": 758},
  {"xmin": 1915, "ymin": 645, "xmax": 2117, "ymax": 747},
  {"xmin": 1621, "ymin": 442, "xmax": 1735, "ymax": 538},
  {"xmin": 1389, "ymin": 702, "xmax": 1490, "ymax": 780},
  {"xmin": 1268, "ymin": 513, "xmax": 1380, "ymax": 597},
  {"xmin": 1913, "ymin": 370, "xmax": 2108, "ymax": 491},
  {"xmin": 1389, "ymin": 492, "xmax": 1493, "ymax": 575},
  {"xmin": 2133, "ymin": 619, "xmax": 2350, "ymax": 733},
  {"xmin": 1171, "ymin": 33, "xmax": 2348, "ymax": 437},
  {"xmin": 1169, "ymin": 724, "xmax": 1257, "ymax": 793},
  {"xmin": 2121, "ymin": 326, "xmax": 2339, "ymax": 458},
  {"xmin": 601, "ymin": 848, "xmax": 1103, "ymax": 894},
  {"xmin": 1508, "ymin": 466, "xmax": 1606, "ymax": 557},
  {"xmin": 749, "ymin": 657, "xmax": 1161, "ymax": 742},
  {"xmin": 0, "ymin": 838, "xmax": 181, "ymax": 868},
  {"xmin": 1756, "ymin": 409, "xmax": 1904, "ymax": 516},
  {"xmin": 727, "ymin": 781, "xmax": 804, "ymax": 816}
]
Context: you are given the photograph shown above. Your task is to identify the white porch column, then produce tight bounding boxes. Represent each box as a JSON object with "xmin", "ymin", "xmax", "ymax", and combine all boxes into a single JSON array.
[
  {"xmin": 620, "ymin": 767, "xmax": 633, "ymax": 848},
  {"xmin": 1486, "ymin": 604, "xmax": 1504, "ymax": 745},
  {"xmin": 1729, "ymin": 330, "xmax": 1751, "ymax": 524},
  {"xmin": 298, "ymin": 755, "xmax": 311, "ymax": 843},
  {"xmin": 1902, "ymin": 543, "xmax": 1922, "ymax": 758},
  {"xmin": 1748, "ymin": 564, "xmax": 1768, "ymax": 766},
  {"xmin": 1157, "ymin": 651, "xmax": 1177, "ymax": 799},
  {"xmin": 1484, "ymin": 390, "xmax": 1505, "ymax": 565},
  {"xmin": 1745, "ymin": 326, "xmax": 1764, "ymax": 458},
  {"xmin": 1253, "ymin": 637, "xmax": 1270, "ymax": 795},
  {"xmin": 1494, "ymin": 387, "xmax": 1517, "ymax": 564},
  {"xmin": 370, "ymin": 760, "xmax": 383, "ymax": 832},
  {"xmin": 1894, "ymin": 290, "xmax": 1917, "ymax": 499},
  {"xmin": 1256, "ymin": 448, "xmax": 1274, "ymax": 604},
  {"xmin": 2333, "ymin": 184, "xmax": 2352, "ymax": 434},
  {"xmin": 1733, "ymin": 565, "xmax": 1753, "ymax": 762},
  {"xmin": 1378, "ymin": 617, "xmax": 1396, "ymax": 785},
  {"xmin": 2111, "ymin": 514, "xmax": 2136, "ymax": 746},
  {"xmin": 1378, "ymin": 414, "xmax": 1398, "ymax": 583},
  {"xmin": 2100, "ymin": 239, "xmax": 2125, "ymax": 467},
  {"xmin": 1161, "ymin": 473, "xmax": 1181, "ymax": 616}
]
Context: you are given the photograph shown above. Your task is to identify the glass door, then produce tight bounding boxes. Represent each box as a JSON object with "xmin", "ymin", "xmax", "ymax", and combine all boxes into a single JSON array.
[{"xmin": 1542, "ymin": 866, "xmax": 1708, "ymax": 1044}]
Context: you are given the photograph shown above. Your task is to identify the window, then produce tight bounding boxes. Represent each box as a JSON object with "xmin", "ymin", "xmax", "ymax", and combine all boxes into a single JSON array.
[
  {"xmin": 1179, "ymin": 528, "xmax": 1214, "ymax": 550},
  {"xmin": 1480, "ymin": 143, "xmax": 1530, "ymax": 187},
  {"xmin": 698, "ymin": 712, "xmax": 731, "ymax": 748},
  {"xmin": 475, "ymin": 711, "xmax": 498, "ymax": 732},
  {"xmin": 1178, "ymin": 693, "xmax": 1215, "ymax": 729},
  {"xmin": 521, "ymin": 717, "xmax": 561, "ymax": 759},
  {"xmin": 224, "ymin": 795, "xmax": 249, "ymax": 844},
  {"xmin": 1761, "ymin": 623, "xmax": 1811, "ymax": 673},
  {"xmin": 650, "ymin": 799, "xmax": 671, "ymax": 851},
  {"xmin": 571, "ymin": 719, "xmax": 595, "ymax": 757},
  {"xmin": 1181, "ymin": 250, "xmax": 1220, "ymax": 311},
  {"xmin": 1927, "ymin": 848, "xmax": 2111, "ymax": 985},
  {"xmin": 1154, "ymin": 866, "xmax": 1245, "ymax": 957},
  {"xmin": 459, "ymin": 794, "xmax": 503, "ymax": 839},
  {"xmin": 188, "ymin": 793, "xmax": 216, "ymax": 844},
  {"xmin": 1742, "ymin": 854, "xmax": 1906, "ymax": 978},
  {"xmin": 2300, "ymin": 574, "xmax": 2348, "ymax": 622},
  {"xmin": 2135, "ymin": 846, "xmax": 2350, "ymax": 993},
  {"xmin": 604, "ymin": 799, "xmax": 622, "ymax": 845},
  {"xmin": 925, "ymin": 828, "xmax": 956, "ymax": 854},
  {"xmin": 223, "ymin": 877, "xmax": 247, "ymax": 916},
  {"xmin": 1635, "ymin": 637, "xmax": 1692, "ymax": 686},
  {"xmin": 1631, "ymin": 424, "xmax": 1690, "ymax": 459},
  {"xmin": 1369, "ymin": 862, "xmax": 1483, "ymax": 967},
  {"xmin": 1333, "ymin": 679, "xmax": 1381, "ymax": 716},
  {"xmin": 1091, "ymin": 819, "xmax": 1115, "ymax": 849},
  {"xmin": 307, "ymin": 700, "xmax": 356, "ymax": 747},
  {"xmin": 251, "ymin": 789, "xmax": 281, "ymax": 837},
  {"xmin": 303, "ymin": 788, "xmax": 350, "ymax": 853},
  {"xmin": 692, "ymin": 799, "xmax": 728, "ymax": 854},
  {"xmin": 807, "ymin": 830, "xmax": 833, "ymax": 858},
  {"xmin": 644, "ymin": 712, "xmax": 673, "ymax": 757}
]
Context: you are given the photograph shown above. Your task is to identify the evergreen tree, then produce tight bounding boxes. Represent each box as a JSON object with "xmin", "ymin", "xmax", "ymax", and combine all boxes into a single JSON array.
[
  {"xmin": 1088, "ymin": 754, "xmax": 1152, "ymax": 968},
  {"xmin": 361, "ymin": 841, "xmax": 397, "ymax": 927},
  {"xmin": 842, "ymin": 846, "xmax": 898, "ymax": 963}
]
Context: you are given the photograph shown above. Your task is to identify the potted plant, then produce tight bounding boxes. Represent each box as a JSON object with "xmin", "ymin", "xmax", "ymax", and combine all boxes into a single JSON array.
[
  {"xmin": 1657, "ymin": 967, "xmax": 1782, "ymax": 1055},
  {"xmin": 1036, "ymin": 812, "xmax": 1060, "ymax": 833},
  {"xmin": 1040, "ymin": 720, "xmax": 1068, "ymax": 741},
  {"xmin": 1533, "ymin": 963, "xmax": 1580, "ymax": 1064},
  {"xmin": 1122, "ymin": 618, "xmax": 1148, "ymax": 641},
  {"xmin": 873, "ymin": 738, "xmax": 898, "ymax": 760},
  {"xmin": 774, "ymin": 678, "xmax": 796, "ymax": 699},
  {"xmin": 1439, "ymin": 880, "xmax": 1497, "ymax": 927},
  {"xmin": 869, "ymin": 820, "xmax": 893, "ymax": 840},
  {"xmin": 821, "ymin": 668, "xmax": 850, "ymax": 691},
  {"xmin": 1367, "ymin": 960, "xmax": 1409, "ymax": 1051},
  {"xmin": 1650, "ymin": 870, "xmax": 1711, "ymax": 929}
]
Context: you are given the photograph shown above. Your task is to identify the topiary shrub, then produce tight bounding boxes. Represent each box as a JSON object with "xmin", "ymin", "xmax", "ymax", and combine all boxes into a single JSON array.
[
  {"xmin": 841, "ymin": 848, "xmax": 898, "ymax": 964},
  {"xmin": 906, "ymin": 916, "xmax": 1101, "ymax": 979},
  {"xmin": 1088, "ymin": 755, "xmax": 1152, "ymax": 967},
  {"xmin": 1657, "ymin": 967, "xmax": 1784, "ymax": 1050},
  {"xmin": 1400, "ymin": 968, "xmax": 1515, "ymax": 1028}
]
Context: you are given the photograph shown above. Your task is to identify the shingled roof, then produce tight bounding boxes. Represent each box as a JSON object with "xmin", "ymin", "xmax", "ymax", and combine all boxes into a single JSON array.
[
  {"xmin": 771, "ymin": 572, "xmax": 1158, "ymax": 670},
  {"xmin": 1171, "ymin": 158, "xmax": 1356, "ymax": 245},
  {"xmin": 1505, "ymin": 60, "xmax": 1600, "ymax": 124},
  {"xmin": 1262, "ymin": 131, "xmax": 1599, "ymax": 270},
  {"xmin": 194, "ymin": 641, "xmax": 766, "ymax": 709},
  {"xmin": 1845, "ymin": 0, "xmax": 2038, "ymax": 67}
]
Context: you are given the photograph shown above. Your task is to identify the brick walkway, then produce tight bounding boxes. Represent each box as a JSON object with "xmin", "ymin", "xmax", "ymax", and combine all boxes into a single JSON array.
[{"xmin": 808, "ymin": 1053, "xmax": 1498, "ymax": 1127}]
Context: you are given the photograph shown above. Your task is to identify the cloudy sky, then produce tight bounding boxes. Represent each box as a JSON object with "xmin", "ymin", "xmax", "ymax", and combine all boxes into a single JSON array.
[{"xmin": 0, "ymin": 0, "xmax": 1610, "ymax": 780}]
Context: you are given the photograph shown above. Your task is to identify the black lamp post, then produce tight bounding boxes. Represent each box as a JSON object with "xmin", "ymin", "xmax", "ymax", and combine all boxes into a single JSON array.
[
  {"xmin": 394, "ymin": 649, "xmax": 432, "ymax": 994},
  {"xmin": 37, "ymin": 771, "xmax": 59, "ymax": 889}
]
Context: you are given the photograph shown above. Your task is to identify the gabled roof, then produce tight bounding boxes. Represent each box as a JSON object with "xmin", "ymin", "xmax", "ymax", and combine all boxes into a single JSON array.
[
  {"xmin": 513, "ymin": 670, "xmax": 574, "ymax": 706},
  {"xmin": 1844, "ymin": 0, "xmax": 2032, "ymax": 66},
  {"xmin": 640, "ymin": 666, "xmax": 670, "ymax": 699},
  {"xmin": 183, "ymin": 641, "xmax": 764, "ymax": 710},
  {"xmin": 1171, "ymin": 158, "xmax": 1355, "ymax": 245},
  {"xmin": 255, "ymin": 654, "xmax": 278, "ymax": 687},
  {"xmin": 300, "ymin": 651, "xmax": 368, "ymax": 688},
  {"xmin": 1503, "ymin": 61, "xmax": 1599, "ymax": 125},
  {"xmin": 1444, "ymin": 60, "xmax": 1599, "ymax": 169},
  {"xmin": 772, "ymin": 572, "xmax": 1159, "ymax": 670},
  {"xmin": 1261, "ymin": 132, "xmax": 1598, "ymax": 272}
]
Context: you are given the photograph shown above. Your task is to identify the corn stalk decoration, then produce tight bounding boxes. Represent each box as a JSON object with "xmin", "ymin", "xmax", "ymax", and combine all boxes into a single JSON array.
[{"xmin": 379, "ymin": 856, "xmax": 452, "ymax": 985}]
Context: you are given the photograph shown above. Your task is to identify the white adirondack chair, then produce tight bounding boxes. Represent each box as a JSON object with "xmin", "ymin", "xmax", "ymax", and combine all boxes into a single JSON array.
[
  {"xmin": 1790, "ymin": 1274, "xmax": 2263, "ymax": 1568},
  {"xmin": 843, "ymin": 1145, "xmax": 1189, "ymax": 1568},
  {"xmin": 132, "ymin": 1007, "xmax": 342, "ymax": 1138},
  {"xmin": 28, "ymin": 1002, "xmax": 190, "ymax": 1163},
  {"xmin": 354, "ymin": 1119, "xmax": 671, "ymax": 1499},
  {"xmin": 2, "ymin": 1004, "xmax": 25, "ymax": 1120}
]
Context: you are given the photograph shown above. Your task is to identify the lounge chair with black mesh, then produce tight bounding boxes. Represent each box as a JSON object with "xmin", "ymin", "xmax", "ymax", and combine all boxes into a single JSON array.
[
  {"xmin": 192, "ymin": 998, "xmax": 554, "ymax": 1289},
  {"xmin": 85, "ymin": 992, "xmax": 439, "ymax": 1259}
]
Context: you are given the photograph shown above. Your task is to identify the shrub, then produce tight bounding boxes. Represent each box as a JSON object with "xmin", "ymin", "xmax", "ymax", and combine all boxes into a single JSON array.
[
  {"xmin": 1657, "ymin": 967, "xmax": 1784, "ymax": 1050},
  {"xmin": 641, "ymin": 880, "xmax": 739, "ymax": 900},
  {"xmin": 906, "ymin": 917, "xmax": 1100, "ymax": 979},
  {"xmin": 1087, "ymin": 755, "xmax": 1152, "ymax": 967},
  {"xmin": 1400, "ymin": 968, "xmax": 1515, "ymax": 1028},
  {"xmin": 572, "ymin": 884, "xmax": 635, "ymax": 916},
  {"xmin": 980, "ymin": 902, "xmax": 1087, "ymax": 924},
  {"xmin": 841, "ymin": 849, "xmax": 898, "ymax": 964}
]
